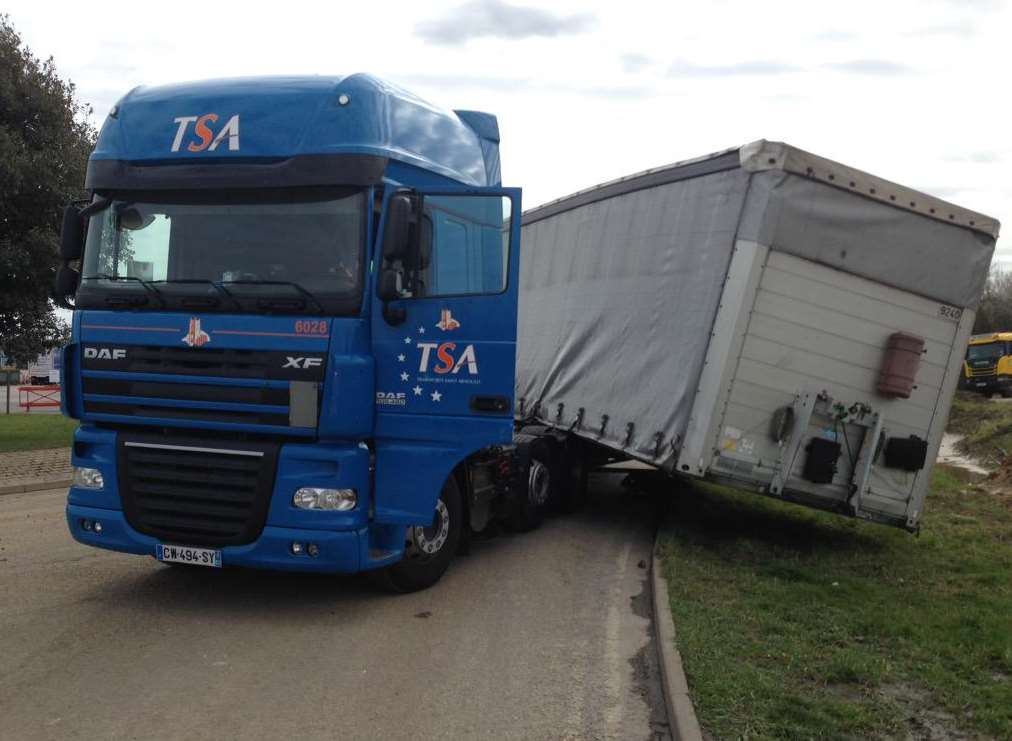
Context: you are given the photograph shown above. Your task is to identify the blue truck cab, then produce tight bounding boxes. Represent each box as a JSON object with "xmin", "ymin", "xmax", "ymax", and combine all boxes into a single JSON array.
[{"xmin": 55, "ymin": 74, "xmax": 551, "ymax": 591}]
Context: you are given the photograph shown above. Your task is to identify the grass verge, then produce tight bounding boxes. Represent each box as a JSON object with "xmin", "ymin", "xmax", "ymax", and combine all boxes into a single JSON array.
[
  {"xmin": 947, "ymin": 391, "xmax": 1012, "ymax": 467},
  {"xmin": 658, "ymin": 466, "xmax": 1012, "ymax": 740},
  {"xmin": 0, "ymin": 414, "xmax": 78, "ymax": 453}
]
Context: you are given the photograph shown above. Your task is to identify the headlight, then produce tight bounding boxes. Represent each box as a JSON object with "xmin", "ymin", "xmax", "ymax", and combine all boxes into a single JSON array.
[
  {"xmin": 292, "ymin": 487, "xmax": 357, "ymax": 511},
  {"xmin": 73, "ymin": 466, "xmax": 104, "ymax": 490}
]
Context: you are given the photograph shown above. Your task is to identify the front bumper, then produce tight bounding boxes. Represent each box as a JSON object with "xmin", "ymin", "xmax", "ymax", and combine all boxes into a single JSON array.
[
  {"xmin": 66, "ymin": 426, "xmax": 407, "ymax": 574},
  {"xmin": 968, "ymin": 374, "xmax": 1010, "ymax": 392},
  {"xmin": 67, "ymin": 503, "xmax": 373, "ymax": 573}
]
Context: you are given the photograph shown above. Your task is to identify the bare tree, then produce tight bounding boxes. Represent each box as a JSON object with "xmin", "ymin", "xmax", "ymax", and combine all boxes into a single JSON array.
[{"xmin": 973, "ymin": 267, "xmax": 1012, "ymax": 334}]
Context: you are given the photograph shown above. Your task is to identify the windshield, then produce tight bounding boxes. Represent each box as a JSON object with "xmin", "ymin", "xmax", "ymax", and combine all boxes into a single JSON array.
[
  {"xmin": 967, "ymin": 342, "xmax": 1007, "ymax": 362},
  {"xmin": 77, "ymin": 188, "xmax": 366, "ymax": 315}
]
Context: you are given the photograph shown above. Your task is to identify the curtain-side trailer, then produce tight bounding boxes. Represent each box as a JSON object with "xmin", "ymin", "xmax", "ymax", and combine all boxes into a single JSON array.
[{"xmin": 517, "ymin": 140, "xmax": 999, "ymax": 531}]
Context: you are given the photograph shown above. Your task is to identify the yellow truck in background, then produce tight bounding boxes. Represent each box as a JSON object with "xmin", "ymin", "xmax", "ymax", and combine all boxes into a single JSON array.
[{"xmin": 963, "ymin": 332, "xmax": 1012, "ymax": 395}]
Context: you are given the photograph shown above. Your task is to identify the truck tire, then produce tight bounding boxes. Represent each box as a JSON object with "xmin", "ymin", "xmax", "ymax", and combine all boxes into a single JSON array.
[
  {"xmin": 507, "ymin": 440, "xmax": 552, "ymax": 532},
  {"xmin": 376, "ymin": 475, "xmax": 463, "ymax": 593}
]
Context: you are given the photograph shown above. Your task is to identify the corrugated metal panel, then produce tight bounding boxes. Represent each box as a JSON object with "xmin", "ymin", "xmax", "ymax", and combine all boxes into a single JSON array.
[
  {"xmin": 751, "ymin": 292, "xmax": 954, "ymax": 362},
  {"xmin": 718, "ymin": 251, "xmax": 964, "ymax": 516}
]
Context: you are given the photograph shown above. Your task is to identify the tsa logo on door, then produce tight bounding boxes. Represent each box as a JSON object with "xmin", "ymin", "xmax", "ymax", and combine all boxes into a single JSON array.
[{"xmin": 417, "ymin": 343, "xmax": 478, "ymax": 375}]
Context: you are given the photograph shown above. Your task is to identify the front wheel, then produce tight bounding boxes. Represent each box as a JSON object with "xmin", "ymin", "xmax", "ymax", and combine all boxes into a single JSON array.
[{"xmin": 375, "ymin": 475, "xmax": 463, "ymax": 593}]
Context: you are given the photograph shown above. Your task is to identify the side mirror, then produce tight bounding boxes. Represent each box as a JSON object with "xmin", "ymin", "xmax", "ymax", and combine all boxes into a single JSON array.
[
  {"xmin": 54, "ymin": 264, "xmax": 80, "ymax": 309},
  {"xmin": 60, "ymin": 205, "xmax": 85, "ymax": 261},
  {"xmin": 381, "ymin": 194, "xmax": 412, "ymax": 262}
]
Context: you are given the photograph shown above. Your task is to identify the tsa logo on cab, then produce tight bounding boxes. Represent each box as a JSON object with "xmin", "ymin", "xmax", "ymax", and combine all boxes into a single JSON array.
[{"xmin": 171, "ymin": 114, "xmax": 240, "ymax": 152}]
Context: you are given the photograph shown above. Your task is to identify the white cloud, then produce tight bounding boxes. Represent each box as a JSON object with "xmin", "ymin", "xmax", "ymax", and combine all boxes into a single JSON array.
[
  {"xmin": 824, "ymin": 59, "xmax": 914, "ymax": 75},
  {"xmin": 415, "ymin": 0, "xmax": 595, "ymax": 45},
  {"xmin": 668, "ymin": 59, "xmax": 800, "ymax": 77},
  {"xmin": 620, "ymin": 53, "xmax": 653, "ymax": 73},
  {"xmin": 943, "ymin": 151, "xmax": 1003, "ymax": 164}
]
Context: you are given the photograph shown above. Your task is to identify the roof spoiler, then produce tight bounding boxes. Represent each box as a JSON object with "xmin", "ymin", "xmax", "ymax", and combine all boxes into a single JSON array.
[{"xmin": 455, "ymin": 110, "xmax": 501, "ymax": 187}]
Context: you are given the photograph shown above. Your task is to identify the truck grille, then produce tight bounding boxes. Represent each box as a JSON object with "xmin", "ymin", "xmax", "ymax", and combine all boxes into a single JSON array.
[
  {"xmin": 83, "ymin": 344, "xmax": 328, "ymax": 380},
  {"xmin": 969, "ymin": 365, "xmax": 996, "ymax": 377},
  {"xmin": 107, "ymin": 345, "xmax": 275, "ymax": 378},
  {"xmin": 80, "ymin": 344, "xmax": 326, "ymax": 431},
  {"xmin": 118, "ymin": 437, "xmax": 279, "ymax": 547}
]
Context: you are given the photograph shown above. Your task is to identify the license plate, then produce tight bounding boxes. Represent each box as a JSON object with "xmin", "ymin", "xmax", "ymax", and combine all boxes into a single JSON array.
[
  {"xmin": 977, "ymin": 382, "xmax": 988, "ymax": 387},
  {"xmin": 156, "ymin": 543, "xmax": 222, "ymax": 568}
]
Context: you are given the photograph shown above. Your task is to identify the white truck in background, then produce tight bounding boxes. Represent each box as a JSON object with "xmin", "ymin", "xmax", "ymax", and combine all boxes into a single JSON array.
[{"xmin": 25, "ymin": 349, "xmax": 61, "ymax": 385}]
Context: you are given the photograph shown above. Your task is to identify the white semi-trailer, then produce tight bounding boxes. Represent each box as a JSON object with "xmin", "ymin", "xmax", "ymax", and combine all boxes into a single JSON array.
[{"xmin": 517, "ymin": 141, "xmax": 999, "ymax": 531}]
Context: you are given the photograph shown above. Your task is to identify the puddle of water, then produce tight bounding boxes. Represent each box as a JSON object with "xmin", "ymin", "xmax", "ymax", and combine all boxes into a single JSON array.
[{"xmin": 937, "ymin": 433, "xmax": 990, "ymax": 476}]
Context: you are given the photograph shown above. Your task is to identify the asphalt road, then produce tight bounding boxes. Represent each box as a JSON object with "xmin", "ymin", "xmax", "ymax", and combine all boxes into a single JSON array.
[{"xmin": 0, "ymin": 474, "xmax": 670, "ymax": 741}]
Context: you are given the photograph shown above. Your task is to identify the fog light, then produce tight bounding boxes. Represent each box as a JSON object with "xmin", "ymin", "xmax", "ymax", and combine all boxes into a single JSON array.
[
  {"xmin": 93, "ymin": 521, "xmax": 103, "ymax": 534},
  {"xmin": 81, "ymin": 519, "xmax": 93, "ymax": 531},
  {"xmin": 292, "ymin": 487, "xmax": 357, "ymax": 511},
  {"xmin": 307, "ymin": 543, "xmax": 319, "ymax": 557},
  {"xmin": 73, "ymin": 467, "xmax": 104, "ymax": 490},
  {"xmin": 290, "ymin": 542, "xmax": 304, "ymax": 555}
]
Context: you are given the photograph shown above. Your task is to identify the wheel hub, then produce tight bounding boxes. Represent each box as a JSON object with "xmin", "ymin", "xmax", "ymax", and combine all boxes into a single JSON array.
[
  {"xmin": 408, "ymin": 499, "xmax": 451, "ymax": 557},
  {"xmin": 528, "ymin": 459, "xmax": 550, "ymax": 506}
]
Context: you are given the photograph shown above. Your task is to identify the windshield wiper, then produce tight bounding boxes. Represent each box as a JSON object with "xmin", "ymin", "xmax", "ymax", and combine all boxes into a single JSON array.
[
  {"xmin": 83, "ymin": 274, "xmax": 166, "ymax": 308},
  {"xmin": 150, "ymin": 280, "xmax": 242, "ymax": 311},
  {"xmin": 220, "ymin": 280, "xmax": 325, "ymax": 314}
]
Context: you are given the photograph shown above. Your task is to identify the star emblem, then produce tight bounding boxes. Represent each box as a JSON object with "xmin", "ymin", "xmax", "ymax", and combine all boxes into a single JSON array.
[
  {"xmin": 400, "ymin": 372, "xmax": 409, "ymax": 382},
  {"xmin": 417, "ymin": 326, "xmax": 425, "ymax": 334},
  {"xmin": 403, "ymin": 336, "xmax": 412, "ymax": 344},
  {"xmin": 397, "ymin": 353, "xmax": 406, "ymax": 362},
  {"xmin": 413, "ymin": 385, "xmax": 423, "ymax": 396},
  {"xmin": 430, "ymin": 390, "xmax": 442, "ymax": 402}
]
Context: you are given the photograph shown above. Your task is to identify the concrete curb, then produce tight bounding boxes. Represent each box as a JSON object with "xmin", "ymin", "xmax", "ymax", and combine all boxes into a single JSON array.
[
  {"xmin": 0, "ymin": 477, "xmax": 72, "ymax": 496},
  {"xmin": 652, "ymin": 537, "xmax": 704, "ymax": 741}
]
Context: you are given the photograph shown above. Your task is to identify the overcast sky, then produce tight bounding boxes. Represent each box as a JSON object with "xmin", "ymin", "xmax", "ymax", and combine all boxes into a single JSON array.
[{"xmin": 7, "ymin": 0, "xmax": 1010, "ymax": 260}]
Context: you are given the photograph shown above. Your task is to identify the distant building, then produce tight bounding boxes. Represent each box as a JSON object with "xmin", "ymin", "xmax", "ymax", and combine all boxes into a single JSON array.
[{"xmin": 0, "ymin": 350, "xmax": 61, "ymax": 384}]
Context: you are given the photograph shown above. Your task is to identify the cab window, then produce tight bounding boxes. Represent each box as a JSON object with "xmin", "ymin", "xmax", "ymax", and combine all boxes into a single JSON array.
[{"xmin": 416, "ymin": 194, "xmax": 510, "ymax": 298}]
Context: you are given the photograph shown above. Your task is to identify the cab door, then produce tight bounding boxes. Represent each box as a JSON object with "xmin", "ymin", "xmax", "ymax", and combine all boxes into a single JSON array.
[{"xmin": 370, "ymin": 186, "xmax": 522, "ymax": 524}]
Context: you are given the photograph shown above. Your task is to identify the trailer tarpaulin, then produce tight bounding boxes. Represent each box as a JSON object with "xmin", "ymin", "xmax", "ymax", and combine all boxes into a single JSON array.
[
  {"xmin": 516, "ymin": 168, "xmax": 751, "ymax": 465},
  {"xmin": 737, "ymin": 170, "xmax": 994, "ymax": 310}
]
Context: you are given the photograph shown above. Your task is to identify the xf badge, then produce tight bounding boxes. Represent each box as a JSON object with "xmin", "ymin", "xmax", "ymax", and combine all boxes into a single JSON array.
[{"xmin": 283, "ymin": 357, "xmax": 323, "ymax": 370}]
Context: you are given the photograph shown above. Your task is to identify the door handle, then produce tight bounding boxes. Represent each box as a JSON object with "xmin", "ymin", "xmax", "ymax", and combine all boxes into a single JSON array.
[{"xmin": 470, "ymin": 395, "xmax": 511, "ymax": 413}]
